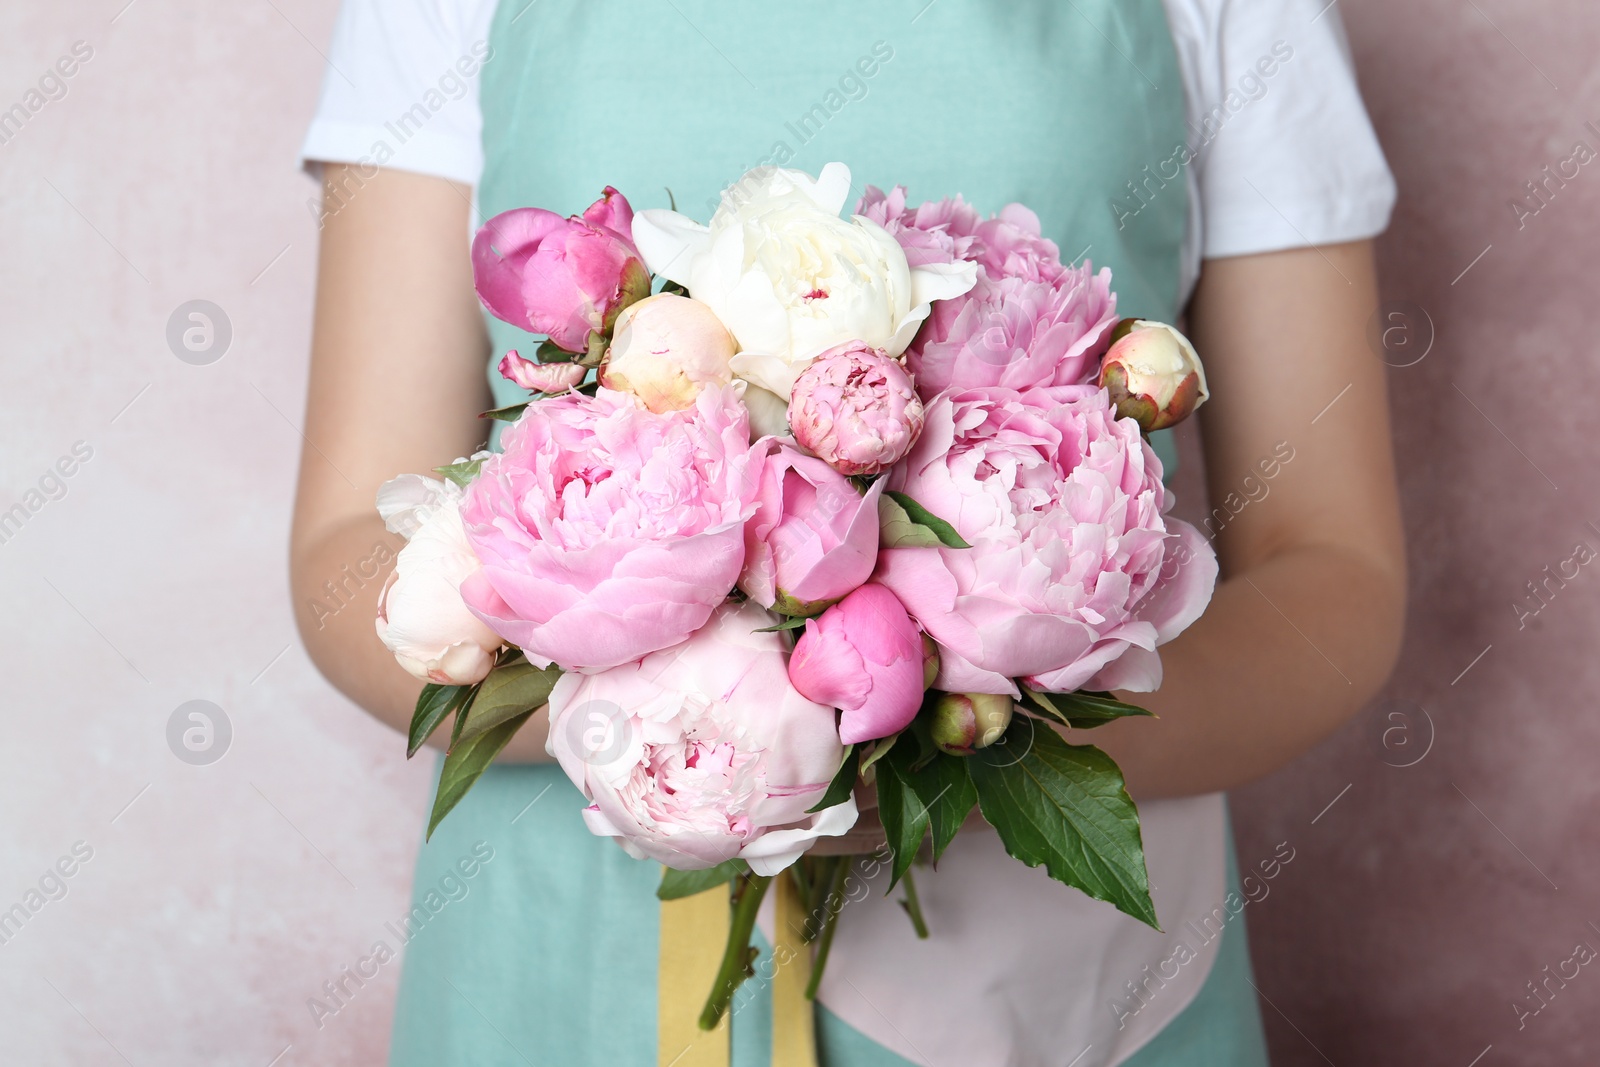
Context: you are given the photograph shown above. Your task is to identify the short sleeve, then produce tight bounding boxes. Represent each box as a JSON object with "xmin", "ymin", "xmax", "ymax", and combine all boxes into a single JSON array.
[
  {"xmin": 298, "ymin": 0, "xmax": 498, "ymax": 185},
  {"xmin": 1164, "ymin": 0, "xmax": 1396, "ymax": 264}
]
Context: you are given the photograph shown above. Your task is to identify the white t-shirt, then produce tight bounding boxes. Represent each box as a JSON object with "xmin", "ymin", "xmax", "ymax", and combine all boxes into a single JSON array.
[{"xmin": 300, "ymin": 0, "xmax": 1397, "ymax": 306}]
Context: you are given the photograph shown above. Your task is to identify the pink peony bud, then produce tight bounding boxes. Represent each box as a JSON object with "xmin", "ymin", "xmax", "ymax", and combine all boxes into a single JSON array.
[
  {"xmin": 739, "ymin": 439, "xmax": 882, "ymax": 617},
  {"xmin": 788, "ymin": 341, "xmax": 925, "ymax": 476},
  {"xmin": 498, "ymin": 351, "xmax": 586, "ymax": 394},
  {"xmin": 597, "ymin": 293, "xmax": 737, "ymax": 412},
  {"xmin": 930, "ymin": 692, "xmax": 1014, "ymax": 756},
  {"xmin": 472, "ymin": 187, "xmax": 652, "ymax": 355},
  {"xmin": 1097, "ymin": 319, "xmax": 1209, "ymax": 432},
  {"xmin": 788, "ymin": 584, "xmax": 927, "ymax": 745}
]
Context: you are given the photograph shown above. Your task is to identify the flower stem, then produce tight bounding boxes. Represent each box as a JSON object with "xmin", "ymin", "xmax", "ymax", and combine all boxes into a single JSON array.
[
  {"xmin": 805, "ymin": 856, "xmax": 853, "ymax": 1000},
  {"xmin": 698, "ymin": 873, "xmax": 773, "ymax": 1031},
  {"xmin": 801, "ymin": 856, "xmax": 837, "ymax": 943},
  {"xmin": 898, "ymin": 865, "xmax": 929, "ymax": 939}
]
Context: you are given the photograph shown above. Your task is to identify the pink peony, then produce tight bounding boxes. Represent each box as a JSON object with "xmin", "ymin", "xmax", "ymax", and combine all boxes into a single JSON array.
[
  {"xmin": 458, "ymin": 384, "xmax": 760, "ymax": 671},
  {"xmin": 788, "ymin": 583, "xmax": 927, "ymax": 745},
  {"xmin": 498, "ymin": 350, "xmax": 586, "ymax": 394},
  {"xmin": 545, "ymin": 599, "xmax": 858, "ymax": 874},
  {"xmin": 908, "ymin": 265, "xmax": 1118, "ymax": 395},
  {"xmin": 472, "ymin": 187, "xmax": 652, "ymax": 355},
  {"xmin": 855, "ymin": 185, "xmax": 981, "ymax": 268},
  {"xmin": 874, "ymin": 386, "xmax": 1218, "ymax": 696},
  {"xmin": 788, "ymin": 342, "xmax": 925, "ymax": 477},
  {"xmin": 739, "ymin": 439, "xmax": 883, "ymax": 616}
]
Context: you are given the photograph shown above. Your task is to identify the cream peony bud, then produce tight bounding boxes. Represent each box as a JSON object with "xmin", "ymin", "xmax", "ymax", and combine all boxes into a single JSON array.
[
  {"xmin": 597, "ymin": 293, "xmax": 736, "ymax": 413},
  {"xmin": 374, "ymin": 475, "xmax": 502, "ymax": 686},
  {"xmin": 1097, "ymin": 319, "xmax": 1209, "ymax": 432},
  {"xmin": 930, "ymin": 692, "xmax": 1014, "ymax": 756}
]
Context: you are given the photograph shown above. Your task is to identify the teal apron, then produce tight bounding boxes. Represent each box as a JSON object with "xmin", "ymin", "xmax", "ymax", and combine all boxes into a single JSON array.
[{"xmin": 388, "ymin": 2, "xmax": 1268, "ymax": 1063}]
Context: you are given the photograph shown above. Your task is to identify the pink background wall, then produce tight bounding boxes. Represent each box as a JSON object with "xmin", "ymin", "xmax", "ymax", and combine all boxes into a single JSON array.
[{"xmin": 0, "ymin": 1, "xmax": 1593, "ymax": 1064}]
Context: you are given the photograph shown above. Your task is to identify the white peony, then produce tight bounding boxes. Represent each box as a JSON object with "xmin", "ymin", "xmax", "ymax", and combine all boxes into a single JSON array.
[
  {"xmin": 632, "ymin": 162, "xmax": 977, "ymax": 399},
  {"xmin": 374, "ymin": 472, "xmax": 502, "ymax": 686}
]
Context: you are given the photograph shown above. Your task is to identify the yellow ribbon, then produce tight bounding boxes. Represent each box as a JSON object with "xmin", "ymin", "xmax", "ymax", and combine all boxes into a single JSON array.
[
  {"xmin": 659, "ymin": 887, "xmax": 731, "ymax": 1067},
  {"xmin": 658, "ymin": 873, "xmax": 819, "ymax": 1067}
]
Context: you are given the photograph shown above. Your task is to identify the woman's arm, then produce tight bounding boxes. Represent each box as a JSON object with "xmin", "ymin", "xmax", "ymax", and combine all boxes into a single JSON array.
[
  {"xmin": 290, "ymin": 165, "xmax": 553, "ymax": 761},
  {"xmin": 1092, "ymin": 239, "xmax": 1406, "ymax": 797}
]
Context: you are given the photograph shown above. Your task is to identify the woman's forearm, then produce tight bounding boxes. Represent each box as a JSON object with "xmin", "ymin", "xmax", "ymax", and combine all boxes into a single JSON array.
[{"xmin": 1092, "ymin": 542, "xmax": 1404, "ymax": 798}]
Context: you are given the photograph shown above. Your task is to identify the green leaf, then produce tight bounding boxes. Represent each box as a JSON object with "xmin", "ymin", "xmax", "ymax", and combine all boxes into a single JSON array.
[
  {"xmin": 427, "ymin": 708, "xmax": 537, "ymax": 840},
  {"xmin": 456, "ymin": 661, "xmax": 561, "ymax": 745},
  {"xmin": 433, "ymin": 458, "xmax": 485, "ymax": 488},
  {"xmin": 536, "ymin": 338, "xmax": 580, "ymax": 363},
  {"xmin": 753, "ymin": 615, "xmax": 810, "ymax": 633},
  {"xmin": 858, "ymin": 732, "xmax": 899, "ymax": 778},
  {"xmin": 657, "ymin": 859, "xmax": 748, "ymax": 900},
  {"xmin": 968, "ymin": 717, "xmax": 1157, "ymax": 927},
  {"xmin": 480, "ymin": 402, "xmax": 528, "ymax": 422},
  {"xmin": 407, "ymin": 683, "xmax": 473, "ymax": 758},
  {"xmin": 883, "ymin": 491, "xmax": 971, "ymax": 549},
  {"xmin": 877, "ymin": 494, "xmax": 943, "ymax": 549},
  {"xmin": 902, "ymin": 749, "xmax": 978, "ymax": 863},
  {"xmin": 874, "ymin": 746, "xmax": 931, "ymax": 890},
  {"xmin": 805, "ymin": 745, "xmax": 859, "ymax": 814},
  {"xmin": 1021, "ymin": 688, "xmax": 1155, "ymax": 729}
]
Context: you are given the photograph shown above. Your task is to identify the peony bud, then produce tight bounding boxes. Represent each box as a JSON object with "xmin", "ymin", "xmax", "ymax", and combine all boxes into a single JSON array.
[
  {"xmin": 374, "ymin": 476, "xmax": 503, "ymax": 687},
  {"xmin": 598, "ymin": 293, "xmax": 737, "ymax": 413},
  {"xmin": 1097, "ymin": 319, "xmax": 1209, "ymax": 432},
  {"xmin": 472, "ymin": 187, "xmax": 652, "ymax": 356},
  {"xmin": 788, "ymin": 341, "xmax": 924, "ymax": 476},
  {"xmin": 498, "ymin": 350, "xmax": 586, "ymax": 394},
  {"xmin": 930, "ymin": 692, "xmax": 1014, "ymax": 756}
]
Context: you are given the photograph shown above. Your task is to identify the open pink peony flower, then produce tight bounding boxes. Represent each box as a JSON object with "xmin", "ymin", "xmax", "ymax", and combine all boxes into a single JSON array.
[
  {"xmin": 545, "ymin": 599, "xmax": 858, "ymax": 874},
  {"xmin": 855, "ymin": 185, "xmax": 981, "ymax": 268},
  {"xmin": 908, "ymin": 265, "xmax": 1118, "ymax": 395},
  {"xmin": 789, "ymin": 342, "xmax": 925, "ymax": 477},
  {"xmin": 875, "ymin": 386, "xmax": 1218, "ymax": 696},
  {"xmin": 788, "ymin": 583, "xmax": 927, "ymax": 745},
  {"xmin": 459, "ymin": 384, "xmax": 761, "ymax": 671},
  {"xmin": 739, "ymin": 439, "xmax": 883, "ymax": 617},
  {"xmin": 472, "ymin": 187, "xmax": 652, "ymax": 355}
]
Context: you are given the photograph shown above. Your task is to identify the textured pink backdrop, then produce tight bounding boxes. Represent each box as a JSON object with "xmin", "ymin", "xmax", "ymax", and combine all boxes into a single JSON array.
[{"xmin": 0, "ymin": 1, "xmax": 1595, "ymax": 1065}]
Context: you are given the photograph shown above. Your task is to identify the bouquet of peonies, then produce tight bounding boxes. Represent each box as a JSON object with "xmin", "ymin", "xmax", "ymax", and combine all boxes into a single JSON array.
[{"xmin": 375, "ymin": 162, "xmax": 1216, "ymax": 1025}]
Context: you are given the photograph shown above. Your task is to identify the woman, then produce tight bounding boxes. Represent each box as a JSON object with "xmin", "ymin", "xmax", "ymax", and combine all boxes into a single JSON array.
[{"xmin": 292, "ymin": 1, "xmax": 1405, "ymax": 1063}]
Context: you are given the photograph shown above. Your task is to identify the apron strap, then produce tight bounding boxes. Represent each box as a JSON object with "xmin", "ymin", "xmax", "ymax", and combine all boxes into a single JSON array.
[
  {"xmin": 659, "ymin": 888, "xmax": 731, "ymax": 1067},
  {"xmin": 658, "ymin": 872, "xmax": 820, "ymax": 1067}
]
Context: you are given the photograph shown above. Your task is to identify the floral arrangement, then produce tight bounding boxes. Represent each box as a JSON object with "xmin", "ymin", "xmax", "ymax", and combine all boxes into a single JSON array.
[{"xmin": 374, "ymin": 162, "xmax": 1215, "ymax": 1026}]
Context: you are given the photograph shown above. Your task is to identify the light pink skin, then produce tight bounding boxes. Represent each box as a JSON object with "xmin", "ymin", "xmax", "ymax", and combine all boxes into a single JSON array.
[
  {"xmin": 545, "ymin": 599, "xmax": 858, "ymax": 875},
  {"xmin": 472, "ymin": 187, "xmax": 651, "ymax": 354},
  {"xmin": 874, "ymin": 386, "xmax": 1218, "ymax": 696},
  {"xmin": 788, "ymin": 583, "xmax": 927, "ymax": 745},
  {"xmin": 788, "ymin": 342, "xmax": 925, "ymax": 477},
  {"xmin": 738, "ymin": 439, "xmax": 884, "ymax": 616},
  {"xmin": 458, "ymin": 384, "xmax": 761, "ymax": 672},
  {"xmin": 857, "ymin": 185, "xmax": 1119, "ymax": 395},
  {"xmin": 498, "ymin": 350, "xmax": 586, "ymax": 393}
]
